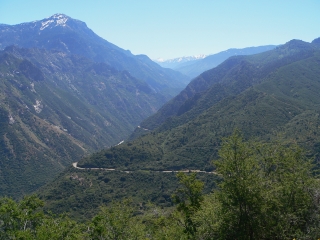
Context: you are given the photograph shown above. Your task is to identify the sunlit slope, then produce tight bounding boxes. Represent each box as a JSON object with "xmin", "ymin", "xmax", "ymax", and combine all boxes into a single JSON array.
[
  {"xmin": 79, "ymin": 39, "xmax": 320, "ymax": 171},
  {"xmin": 0, "ymin": 46, "xmax": 166, "ymax": 197},
  {"xmin": 139, "ymin": 39, "xmax": 319, "ymax": 132}
]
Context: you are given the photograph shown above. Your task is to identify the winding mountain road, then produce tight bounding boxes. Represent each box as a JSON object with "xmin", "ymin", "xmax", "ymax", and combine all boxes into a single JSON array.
[{"xmin": 72, "ymin": 162, "xmax": 216, "ymax": 174}]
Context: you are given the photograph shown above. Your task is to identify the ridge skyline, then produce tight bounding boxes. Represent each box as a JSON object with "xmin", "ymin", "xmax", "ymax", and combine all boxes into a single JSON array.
[
  {"xmin": 1, "ymin": 1, "xmax": 319, "ymax": 59},
  {"xmin": 0, "ymin": 13, "xmax": 310, "ymax": 61}
]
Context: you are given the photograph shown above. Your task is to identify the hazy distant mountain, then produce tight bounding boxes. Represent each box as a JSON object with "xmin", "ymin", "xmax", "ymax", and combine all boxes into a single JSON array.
[
  {"xmin": 156, "ymin": 45, "xmax": 277, "ymax": 78},
  {"xmin": 154, "ymin": 55, "xmax": 207, "ymax": 69},
  {"xmin": 0, "ymin": 14, "xmax": 189, "ymax": 98}
]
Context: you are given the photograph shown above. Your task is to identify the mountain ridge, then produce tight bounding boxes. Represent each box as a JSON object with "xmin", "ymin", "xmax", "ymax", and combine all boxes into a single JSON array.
[
  {"xmin": 156, "ymin": 45, "xmax": 277, "ymax": 78},
  {"xmin": 0, "ymin": 44, "xmax": 170, "ymax": 198},
  {"xmin": 0, "ymin": 14, "xmax": 190, "ymax": 98},
  {"xmin": 154, "ymin": 55, "xmax": 207, "ymax": 68},
  {"xmin": 139, "ymin": 39, "xmax": 317, "ymax": 132}
]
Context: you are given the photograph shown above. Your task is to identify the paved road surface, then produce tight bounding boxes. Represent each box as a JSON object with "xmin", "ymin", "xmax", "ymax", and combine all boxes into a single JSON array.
[{"xmin": 72, "ymin": 162, "xmax": 216, "ymax": 174}]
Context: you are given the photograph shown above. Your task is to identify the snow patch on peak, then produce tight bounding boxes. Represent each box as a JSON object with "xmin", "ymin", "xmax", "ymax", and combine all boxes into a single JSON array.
[
  {"xmin": 51, "ymin": 13, "xmax": 68, "ymax": 19},
  {"xmin": 40, "ymin": 20, "xmax": 54, "ymax": 30},
  {"xmin": 155, "ymin": 58, "xmax": 166, "ymax": 63},
  {"xmin": 192, "ymin": 54, "xmax": 207, "ymax": 60},
  {"xmin": 40, "ymin": 14, "xmax": 69, "ymax": 30},
  {"xmin": 56, "ymin": 17, "xmax": 68, "ymax": 26},
  {"xmin": 155, "ymin": 54, "xmax": 207, "ymax": 64}
]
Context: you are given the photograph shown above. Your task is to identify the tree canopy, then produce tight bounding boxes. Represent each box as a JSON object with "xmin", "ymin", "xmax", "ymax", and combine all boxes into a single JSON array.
[{"xmin": 1, "ymin": 133, "xmax": 319, "ymax": 239}]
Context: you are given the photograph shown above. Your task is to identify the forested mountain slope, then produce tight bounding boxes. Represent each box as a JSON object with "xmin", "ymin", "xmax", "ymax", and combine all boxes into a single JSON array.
[
  {"xmin": 81, "ymin": 40, "xmax": 320, "ymax": 171},
  {"xmin": 0, "ymin": 45, "xmax": 165, "ymax": 198},
  {"xmin": 39, "ymin": 38, "xmax": 320, "ymax": 218},
  {"xmin": 139, "ymin": 39, "xmax": 319, "ymax": 131}
]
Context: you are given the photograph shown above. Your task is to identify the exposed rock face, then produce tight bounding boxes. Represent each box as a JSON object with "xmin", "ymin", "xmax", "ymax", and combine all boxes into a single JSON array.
[{"xmin": 33, "ymin": 100, "xmax": 43, "ymax": 113}]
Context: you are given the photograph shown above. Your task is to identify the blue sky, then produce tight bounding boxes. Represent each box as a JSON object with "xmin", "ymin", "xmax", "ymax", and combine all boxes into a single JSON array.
[{"xmin": 1, "ymin": 0, "xmax": 319, "ymax": 60}]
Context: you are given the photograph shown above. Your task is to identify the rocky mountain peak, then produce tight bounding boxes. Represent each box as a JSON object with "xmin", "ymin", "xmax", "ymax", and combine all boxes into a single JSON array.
[
  {"xmin": 50, "ymin": 13, "xmax": 69, "ymax": 19},
  {"xmin": 39, "ymin": 13, "xmax": 70, "ymax": 30}
]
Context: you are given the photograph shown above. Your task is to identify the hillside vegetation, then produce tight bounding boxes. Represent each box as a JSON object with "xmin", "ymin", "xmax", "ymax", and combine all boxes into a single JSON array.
[
  {"xmin": 80, "ymin": 39, "xmax": 320, "ymax": 171},
  {"xmin": 39, "ymin": 38, "xmax": 320, "ymax": 221},
  {"xmin": 3, "ymin": 134, "xmax": 320, "ymax": 239},
  {"xmin": 0, "ymin": 46, "xmax": 167, "ymax": 198}
]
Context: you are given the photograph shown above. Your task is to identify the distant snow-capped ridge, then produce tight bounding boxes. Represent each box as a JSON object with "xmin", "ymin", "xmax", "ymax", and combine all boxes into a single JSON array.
[{"xmin": 155, "ymin": 55, "xmax": 207, "ymax": 63}]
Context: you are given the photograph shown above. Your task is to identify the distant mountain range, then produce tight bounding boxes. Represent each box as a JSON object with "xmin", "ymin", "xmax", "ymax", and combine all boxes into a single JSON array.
[
  {"xmin": 0, "ymin": 14, "xmax": 189, "ymax": 98},
  {"xmin": 39, "ymin": 37, "xmax": 320, "ymax": 219},
  {"xmin": 154, "ymin": 55, "xmax": 207, "ymax": 69},
  {"xmin": 155, "ymin": 45, "xmax": 277, "ymax": 78}
]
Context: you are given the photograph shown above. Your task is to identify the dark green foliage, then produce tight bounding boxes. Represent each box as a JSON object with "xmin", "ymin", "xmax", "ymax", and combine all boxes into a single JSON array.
[
  {"xmin": 0, "ymin": 195, "xmax": 85, "ymax": 239},
  {"xmin": 0, "ymin": 195, "xmax": 44, "ymax": 239},
  {"xmin": 193, "ymin": 132, "xmax": 319, "ymax": 239},
  {"xmin": 172, "ymin": 173, "xmax": 204, "ymax": 237},
  {"xmin": 2, "ymin": 134, "xmax": 320, "ymax": 239},
  {"xmin": 39, "ymin": 167, "xmax": 217, "ymax": 221},
  {"xmin": 89, "ymin": 200, "xmax": 144, "ymax": 239}
]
